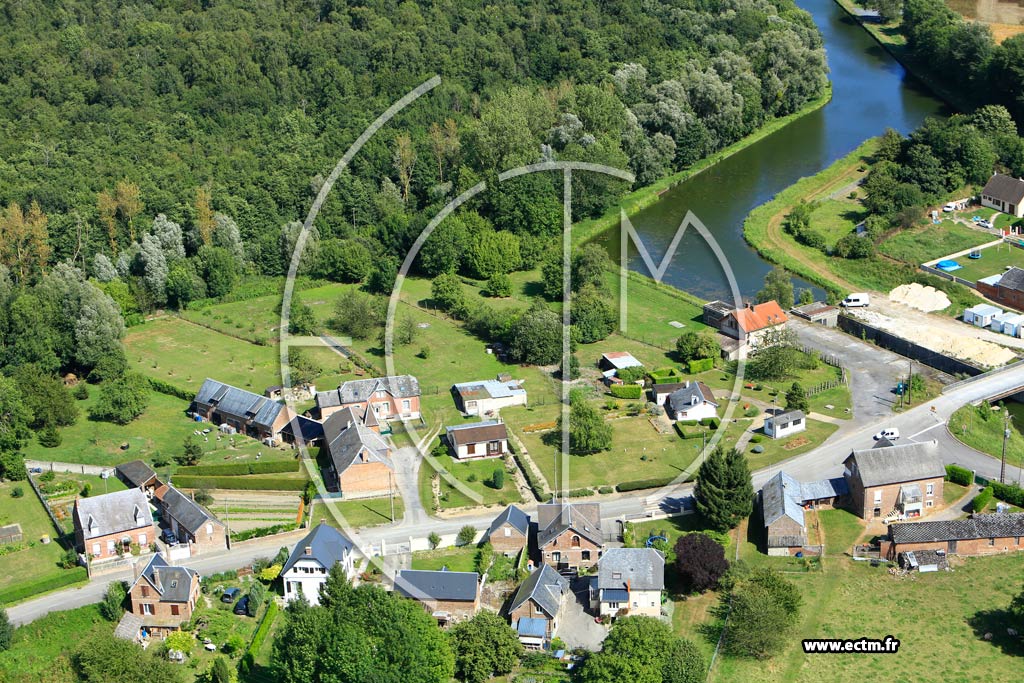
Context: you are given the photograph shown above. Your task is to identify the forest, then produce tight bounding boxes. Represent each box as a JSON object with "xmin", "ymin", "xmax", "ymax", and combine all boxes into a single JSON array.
[{"xmin": 0, "ymin": 0, "xmax": 828, "ymax": 306}]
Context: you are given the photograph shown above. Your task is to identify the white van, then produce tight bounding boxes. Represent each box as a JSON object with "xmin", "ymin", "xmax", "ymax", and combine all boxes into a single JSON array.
[
  {"xmin": 873, "ymin": 427, "xmax": 900, "ymax": 441},
  {"xmin": 841, "ymin": 293, "xmax": 870, "ymax": 308}
]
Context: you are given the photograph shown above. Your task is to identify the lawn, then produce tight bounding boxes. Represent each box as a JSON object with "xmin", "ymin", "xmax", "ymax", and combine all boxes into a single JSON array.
[
  {"xmin": 0, "ymin": 604, "xmax": 111, "ymax": 683},
  {"xmin": 809, "ymin": 199, "xmax": 865, "ymax": 248},
  {"xmin": 424, "ymin": 452, "xmax": 522, "ymax": 511},
  {"xmin": 318, "ymin": 495, "xmax": 405, "ymax": 528},
  {"xmin": 744, "ymin": 420, "xmax": 840, "ymax": 472},
  {"xmin": 943, "ymin": 481, "xmax": 970, "ymax": 507},
  {"xmin": 410, "ymin": 546, "xmax": 478, "ymax": 572},
  {"xmin": 949, "ymin": 404, "xmax": 1024, "ymax": 470},
  {"xmin": 0, "ymin": 480, "xmax": 76, "ymax": 595},
  {"xmin": 949, "ymin": 241, "xmax": 1024, "ymax": 283},
  {"xmin": 21, "ymin": 390, "xmax": 296, "ymax": 468},
  {"xmin": 879, "ymin": 220, "xmax": 994, "ymax": 264}
]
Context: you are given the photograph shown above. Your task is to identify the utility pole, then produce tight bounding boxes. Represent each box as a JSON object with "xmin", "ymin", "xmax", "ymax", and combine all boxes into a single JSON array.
[
  {"xmin": 906, "ymin": 360, "xmax": 913, "ymax": 406},
  {"xmin": 390, "ymin": 471, "xmax": 395, "ymax": 523},
  {"xmin": 1000, "ymin": 410, "xmax": 1011, "ymax": 484}
]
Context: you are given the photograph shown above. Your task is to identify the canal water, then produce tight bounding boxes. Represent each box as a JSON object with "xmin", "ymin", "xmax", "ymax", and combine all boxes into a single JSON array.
[{"xmin": 608, "ymin": 0, "xmax": 949, "ymax": 300}]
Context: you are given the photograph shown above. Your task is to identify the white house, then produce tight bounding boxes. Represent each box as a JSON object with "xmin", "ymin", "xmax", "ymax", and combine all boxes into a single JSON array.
[
  {"xmin": 980, "ymin": 173, "xmax": 1024, "ymax": 218},
  {"xmin": 764, "ymin": 410, "xmax": 807, "ymax": 440},
  {"xmin": 282, "ymin": 523, "xmax": 356, "ymax": 606},
  {"xmin": 591, "ymin": 548, "xmax": 664, "ymax": 618},
  {"xmin": 964, "ymin": 303, "xmax": 1003, "ymax": 328},
  {"xmin": 452, "ymin": 378, "xmax": 527, "ymax": 416},
  {"xmin": 445, "ymin": 420, "xmax": 509, "ymax": 460},
  {"xmin": 665, "ymin": 381, "xmax": 718, "ymax": 422}
]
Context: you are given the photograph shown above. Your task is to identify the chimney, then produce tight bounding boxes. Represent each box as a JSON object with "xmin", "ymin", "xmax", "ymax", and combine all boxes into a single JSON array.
[
  {"xmin": 684, "ymin": 380, "xmax": 690, "ymax": 389},
  {"xmin": 626, "ymin": 579, "xmax": 631, "ymax": 594},
  {"xmin": 304, "ymin": 545, "xmax": 312, "ymax": 556},
  {"xmin": 152, "ymin": 568, "xmax": 160, "ymax": 588}
]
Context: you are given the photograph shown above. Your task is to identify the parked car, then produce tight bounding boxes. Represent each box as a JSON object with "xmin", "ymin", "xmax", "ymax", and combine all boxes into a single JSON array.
[
  {"xmin": 873, "ymin": 428, "xmax": 900, "ymax": 441},
  {"xmin": 29, "ymin": 467, "xmax": 43, "ymax": 474},
  {"xmin": 943, "ymin": 202, "xmax": 956, "ymax": 212},
  {"xmin": 233, "ymin": 596, "xmax": 250, "ymax": 615},
  {"xmin": 979, "ymin": 219, "xmax": 993, "ymax": 229},
  {"xmin": 220, "ymin": 587, "xmax": 241, "ymax": 603},
  {"xmin": 841, "ymin": 293, "xmax": 870, "ymax": 308},
  {"xmin": 161, "ymin": 528, "xmax": 178, "ymax": 545}
]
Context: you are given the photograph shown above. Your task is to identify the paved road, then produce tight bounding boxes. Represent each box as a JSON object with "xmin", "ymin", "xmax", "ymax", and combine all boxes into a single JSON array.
[{"xmin": 10, "ymin": 328, "xmax": 1024, "ymax": 627}]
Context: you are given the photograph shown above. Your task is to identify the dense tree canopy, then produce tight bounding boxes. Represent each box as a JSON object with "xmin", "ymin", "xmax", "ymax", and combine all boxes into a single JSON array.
[
  {"xmin": 576, "ymin": 616, "xmax": 705, "ymax": 683},
  {"xmin": 694, "ymin": 445, "xmax": 754, "ymax": 532}
]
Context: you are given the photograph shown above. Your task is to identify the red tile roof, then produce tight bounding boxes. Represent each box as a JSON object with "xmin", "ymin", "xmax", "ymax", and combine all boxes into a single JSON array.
[{"xmin": 732, "ymin": 301, "xmax": 788, "ymax": 333}]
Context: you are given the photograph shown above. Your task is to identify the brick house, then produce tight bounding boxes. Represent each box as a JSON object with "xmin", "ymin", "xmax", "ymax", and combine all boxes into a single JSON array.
[
  {"xmin": 976, "ymin": 266, "xmax": 1024, "ymax": 312},
  {"xmin": 843, "ymin": 439, "xmax": 944, "ymax": 520},
  {"xmin": 445, "ymin": 420, "xmax": 509, "ymax": 460},
  {"xmin": 73, "ymin": 489, "xmax": 156, "ymax": 562},
  {"xmin": 761, "ymin": 471, "xmax": 849, "ymax": 555},
  {"xmin": 126, "ymin": 554, "xmax": 200, "ymax": 639},
  {"xmin": 536, "ymin": 500, "xmax": 603, "ymax": 572},
  {"xmin": 508, "ymin": 564, "xmax": 569, "ymax": 648},
  {"xmin": 315, "ymin": 375, "xmax": 420, "ymax": 422},
  {"xmin": 451, "ymin": 378, "xmax": 527, "ymax": 416},
  {"xmin": 486, "ymin": 504, "xmax": 530, "ymax": 556},
  {"xmin": 980, "ymin": 172, "xmax": 1024, "ymax": 218},
  {"xmin": 282, "ymin": 522, "xmax": 356, "ymax": 606},
  {"xmin": 591, "ymin": 548, "xmax": 664, "ymax": 618},
  {"xmin": 393, "ymin": 569, "xmax": 480, "ymax": 625},
  {"xmin": 157, "ymin": 485, "xmax": 228, "ymax": 554},
  {"xmin": 881, "ymin": 513, "xmax": 1024, "ymax": 559},
  {"xmin": 192, "ymin": 378, "xmax": 293, "ymax": 444},
  {"xmin": 322, "ymin": 417, "xmax": 394, "ymax": 498}
]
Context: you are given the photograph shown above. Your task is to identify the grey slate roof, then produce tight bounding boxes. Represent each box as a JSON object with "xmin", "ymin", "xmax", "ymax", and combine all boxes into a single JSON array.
[
  {"xmin": 130, "ymin": 554, "xmax": 198, "ymax": 604},
  {"xmin": 487, "ymin": 504, "xmax": 530, "ymax": 538},
  {"xmin": 982, "ymin": 173, "xmax": 1024, "ymax": 206},
  {"xmin": 75, "ymin": 489, "xmax": 153, "ymax": 540},
  {"xmin": 195, "ymin": 378, "xmax": 284, "ymax": 429},
  {"xmin": 768, "ymin": 410, "xmax": 805, "ymax": 428},
  {"xmin": 889, "ymin": 513, "xmax": 1024, "ymax": 544},
  {"xmin": 997, "ymin": 266, "xmax": 1024, "ymax": 293},
  {"xmin": 666, "ymin": 382, "xmax": 718, "ymax": 413},
  {"xmin": 394, "ymin": 568, "xmax": 479, "ymax": 602},
  {"xmin": 845, "ymin": 440, "xmax": 944, "ymax": 488},
  {"xmin": 597, "ymin": 548, "xmax": 665, "ymax": 592},
  {"xmin": 116, "ymin": 460, "xmax": 157, "ymax": 488},
  {"xmin": 536, "ymin": 500, "xmax": 603, "ymax": 548},
  {"xmin": 762, "ymin": 471, "xmax": 805, "ymax": 528},
  {"xmin": 282, "ymin": 522, "xmax": 354, "ymax": 574},
  {"xmin": 325, "ymin": 422, "xmax": 392, "ymax": 476},
  {"xmin": 113, "ymin": 612, "xmax": 144, "ymax": 640},
  {"xmin": 800, "ymin": 477, "xmax": 848, "ymax": 502},
  {"xmin": 161, "ymin": 485, "xmax": 221, "ymax": 535},
  {"xmin": 509, "ymin": 564, "xmax": 568, "ymax": 618},
  {"xmin": 317, "ymin": 375, "xmax": 420, "ymax": 409}
]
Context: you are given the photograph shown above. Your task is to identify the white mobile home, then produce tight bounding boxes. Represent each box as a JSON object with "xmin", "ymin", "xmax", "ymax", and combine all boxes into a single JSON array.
[
  {"xmin": 1000, "ymin": 313, "xmax": 1024, "ymax": 337},
  {"xmin": 963, "ymin": 303, "xmax": 1003, "ymax": 328}
]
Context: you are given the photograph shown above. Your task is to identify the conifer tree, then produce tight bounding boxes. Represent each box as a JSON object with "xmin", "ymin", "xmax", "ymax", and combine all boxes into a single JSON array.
[{"xmin": 694, "ymin": 446, "xmax": 753, "ymax": 531}]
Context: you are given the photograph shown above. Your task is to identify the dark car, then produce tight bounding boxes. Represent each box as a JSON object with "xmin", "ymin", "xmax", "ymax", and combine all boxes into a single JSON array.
[
  {"xmin": 233, "ymin": 595, "xmax": 250, "ymax": 616},
  {"xmin": 161, "ymin": 528, "xmax": 177, "ymax": 545},
  {"xmin": 220, "ymin": 587, "xmax": 241, "ymax": 603}
]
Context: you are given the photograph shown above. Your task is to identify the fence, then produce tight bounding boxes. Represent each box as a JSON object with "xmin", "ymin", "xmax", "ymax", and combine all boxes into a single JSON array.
[
  {"xmin": 918, "ymin": 264, "xmax": 978, "ymax": 289},
  {"xmin": 837, "ymin": 314, "xmax": 986, "ymax": 377},
  {"xmin": 806, "ymin": 375, "xmax": 846, "ymax": 397}
]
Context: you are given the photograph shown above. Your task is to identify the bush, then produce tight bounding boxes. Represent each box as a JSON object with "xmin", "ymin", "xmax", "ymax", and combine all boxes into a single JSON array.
[
  {"xmin": 972, "ymin": 486, "xmax": 994, "ymax": 513},
  {"xmin": 598, "ymin": 486, "xmax": 614, "ymax": 494},
  {"xmin": 488, "ymin": 468, "xmax": 504, "ymax": 490},
  {"xmin": 146, "ymin": 377, "xmax": 196, "ymax": 402},
  {"xmin": 230, "ymin": 523, "xmax": 298, "ymax": 542},
  {"xmin": 173, "ymin": 475, "xmax": 307, "ymax": 491},
  {"xmin": 100, "ymin": 581, "xmax": 127, "ymax": 621},
  {"xmin": 567, "ymin": 488, "xmax": 592, "ymax": 497},
  {"xmin": 10, "ymin": 486, "xmax": 23, "ymax": 498},
  {"xmin": 687, "ymin": 357, "xmax": 714, "ymax": 374},
  {"xmin": 514, "ymin": 453, "xmax": 546, "ymax": 501},
  {"xmin": 456, "ymin": 525, "xmax": 477, "ymax": 547},
  {"xmin": 0, "ymin": 568, "xmax": 88, "ymax": 605},
  {"xmin": 73, "ymin": 383, "xmax": 89, "ymax": 400},
  {"xmin": 616, "ymin": 477, "xmax": 676, "ymax": 492},
  {"xmin": 609, "ymin": 384, "xmax": 642, "ymax": 399},
  {"xmin": 222, "ymin": 633, "xmax": 246, "ymax": 655},
  {"xmin": 749, "ymin": 434, "xmax": 763, "ymax": 443},
  {"xmin": 699, "ymin": 417, "xmax": 720, "ymax": 429},
  {"xmin": 428, "ymin": 532, "xmax": 441, "ymax": 549},
  {"xmin": 38, "ymin": 425, "xmax": 62, "ymax": 448},
  {"xmin": 177, "ymin": 461, "xmax": 300, "ymax": 476},
  {"xmin": 991, "ymin": 481, "xmax": 1024, "ymax": 508},
  {"xmin": 945, "ymin": 464, "xmax": 973, "ymax": 487}
]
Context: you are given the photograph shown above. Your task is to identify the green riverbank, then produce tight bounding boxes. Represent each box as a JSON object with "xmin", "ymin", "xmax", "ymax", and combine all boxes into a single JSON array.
[{"xmin": 571, "ymin": 84, "xmax": 834, "ymax": 247}]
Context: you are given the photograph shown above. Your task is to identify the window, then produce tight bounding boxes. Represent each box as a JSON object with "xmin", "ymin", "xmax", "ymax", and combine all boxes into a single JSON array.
[
  {"xmin": 138, "ymin": 533, "xmax": 147, "ymax": 545},
  {"xmin": 873, "ymin": 490, "xmax": 882, "ymax": 504},
  {"xmin": 989, "ymin": 538, "xmax": 996, "ymax": 546},
  {"xmin": 488, "ymin": 440, "xmax": 500, "ymax": 453},
  {"xmin": 141, "ymin": 586, "xmax": 150, "ymax": 598},
  {"xmin": 581, "ymin": 550, "xmax": 591, "ymax": 561},
  {"xmin": 1015, "ymin": 537, "xmax": 1020, "ymax": 545},
  {"xmin": 142, "ymin": 604, "xmax": 153, "ymax": 616},
  {"xmin": 926, "ymin": 484, "xmax": 934, "ymax": 496},
  {"xmin": 792, "ymin": 418, "xmax": 802, "ymax": 426},
  {"xmin": 107, "ymin": 540, "xmax": 116, "ymax": 554},
  {"xmin": 402, "ymin": 399, "xmax": 411, "ymax": 411},
  {"xmin": 171, "ymin": 605, "xmax": 180, "ymax": 616},
  {"xmin": 633, "ymin": 602, "xmax": 638, "ymax": 608},
  {"xmin": 612, "ymin": 572, "xmax": 621, "ymax": 580},
  {"xmin": 926, "ymin": 501, "xmax": 933, "ymax": 507},
  {"xmin": 571, "ymin": 535, "xmax": 581, "ymax": 548},
  {"xmin": 92, "ymin": 543, "xmax": 100, "ymax": 556},
  {"xmin": 607, "ymin": 602, "xmax": 619, "ymax": 609},
  {"xmin": 504, "ymin": 527, "xmax": 511, "ymax": 537},
  {"xmin": 206, "ymin": 524, "xmax": 214, "ymax": 535}
]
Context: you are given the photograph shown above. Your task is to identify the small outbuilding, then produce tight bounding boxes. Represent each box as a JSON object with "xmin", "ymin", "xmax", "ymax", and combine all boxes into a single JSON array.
[
  {"xmin": 791, "ymin": 302, "xmax": 839, "ymax": 327},
  {"xmin": 599, "ymin": 352, "xmax": 643, "ymax": 372},
  {"xmin": 764, "ymin": 410, "xmax": 807, "ymax": 440},
  {"xmin": 963, "ymin": 303, "xmax": 1003, "ymax": 327}
]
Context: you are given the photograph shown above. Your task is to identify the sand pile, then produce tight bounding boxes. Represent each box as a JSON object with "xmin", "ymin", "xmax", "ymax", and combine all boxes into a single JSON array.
[
  {"xmin": 855, "ymin": 309, "xmax": 1017, "ymax": 367},
  {"xmin": 888, "ymin": 283, "xmax": 951, "ymax": 312}
]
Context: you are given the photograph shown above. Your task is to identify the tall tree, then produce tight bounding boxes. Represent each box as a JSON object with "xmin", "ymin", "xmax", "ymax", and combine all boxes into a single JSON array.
[
  {"xmin": 784, "ymin": 382, "xmax": 809, "ymax": 413},
  {"xmin": 576, "ymin": 616, "xmax": 704, "ymax": 683},
  {"xmin": 756, "ymin": 267, "xmax": 794, "ymax": 309},
  {"xmin": 449, "ymin": 611, "xmax": 522, "ymax": 683},
  {"xmin": 394, "ymin": 133, "xmax": 417, "ymax": 202},
  {"xmin": 723, "ymin": 568, "xmax": 802, "ymax": 658},
  {"xmin": 694, "ymin": 446, "xmax": 753, "ymax": 532},
  {"xmin": 0, "ymin": 201, "xmax": 50, "ymax": 284},
  {"xmin": 559, "ymin": 389, "xmax": 613, "ymax": 455},
  {"xmin": 195, "ymin": 187, "xmax": 215, "ymax": 246},
  {"xmin": 114, "ymin": 179, "xmax": 143, "ymax": 242},
  {"xmin": 97, "ymin": 190, "xmax": 119, "ymax": 254}
]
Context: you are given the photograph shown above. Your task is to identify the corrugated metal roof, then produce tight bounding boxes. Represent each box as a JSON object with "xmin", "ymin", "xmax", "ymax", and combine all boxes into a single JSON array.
[
  {"xmin": 452, "ymin": 379, "xmax": 526, "ymax": 400},
  {"xmin": 516, "ymin": 617, "xmax": 548, "ymax": 637}
]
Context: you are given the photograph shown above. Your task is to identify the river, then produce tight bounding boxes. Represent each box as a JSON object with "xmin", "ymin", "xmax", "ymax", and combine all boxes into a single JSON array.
[{"xmin": 608, "ymin": 0, "xmax": 949, "ymax": 301}]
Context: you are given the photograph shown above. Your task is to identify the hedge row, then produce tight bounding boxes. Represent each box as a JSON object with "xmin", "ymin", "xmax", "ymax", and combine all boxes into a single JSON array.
[
  {"xmin": 240, "ymin": 599, "xmax": 279, "ymax": 675},
  {"xmin": 173, "ymin": 475, "xmax": 307, "ymax": 491},
  {"xmin": 609, "ymin": 384, "xmax": 643, "ymax": 399},
  {"xmin": 177, "ymin": 460, "xmax": 300, "ymax": 476},
  {"xmin": 688, "ymin": 358, "xmax": 714, "ymax": 374},
  {"xmin": 972, "ymin": 486, "xmax": 994, "ymax": 513},
  {"xmin": 945, "ymin": 464, "xmax": 973, "ymax": 487},
  {"xmin": 700, "ymin": 417, "xmax": 720, "ymax": 429},
  {"xmin": 147, "ymin": 377, "xmax": 197, "ymax": 402},
  {"xmin": 675, "ymin": 424, "xmax": 701, "ymax": 440},
  {"xmin": 617, "ymin": 477, "xmax": 675, "ymax": 492},
  {"xmin": 991, "ymin": 481, "xmax": 1024, "ymax": 508},
  {"xmin": 230, "ymin": 523, "xmax": 298, "ymax": 542},
  {"xmin": 0, "ymin": 567, "xmax": 88, "ymax": 605},
  {"xmin": 514, "ymin": 453, "xmax": 547, "ymax": 501},
  {"xmin": 567, "ymin": 488, "xmax": 593, "ymax": 498}
]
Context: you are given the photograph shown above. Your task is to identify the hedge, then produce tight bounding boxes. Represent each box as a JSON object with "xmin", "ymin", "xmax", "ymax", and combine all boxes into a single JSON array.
[
  {"xmin": 991, "ymin": 481, "xmax": 1024, "ymax": 508},
  {"xmin": 945, "ymin": 464, "xmax": 973, "ymax": 487},
  {"xmin": 699, "ymin": 417, "xmax": 720, "ymax": 429},
  {"xmin": 688, "ymin": 358, "xmax": 714, "ymax": 374},
  {"xmin": 230, "ymin": 523, "xmax": 298, "ymax": 542},
  {"xmin": 617, "ymin": 477, "xmax": 676, "ymax": 492},
  {"xmin": 972, "ymin": 486, "xmax": 994, "ymax": 513},
  {"xmin": 177, "ymin": 461, "xmax": 300, "ymax": 476},
  {"xmin": 609, "ymin": 384, "xmax": 643, "ymax": 399},
  {"xmin": 147, "ymin": 377, "xmax": 196, "ymax": 402},
  {"xmin": 240, "ymin": 599, "xmax": 280, "ymax": 675},
  {"xmin": 0, "ymin": 567, "xmax": 88, "ymax": 605},
  {"xmin": 567, "ymin": 488, "xmax": 593, "ymax": 498},
  {"xmin": 173, "ymin": 475, "xmax": 307, "ymax": 491},
  {"xmin": 677, "ymin": 420, "xmax": 699, "ymax": 427}
]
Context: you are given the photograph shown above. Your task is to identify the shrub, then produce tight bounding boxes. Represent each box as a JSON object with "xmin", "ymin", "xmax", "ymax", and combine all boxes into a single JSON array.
[
  {"xmin": 945, "ymin": 464, "xmax": 973, "ymax": 487},
  {"xmin": 687, "ymin": 358, "xmax": 714, "ymax": 374},
  {"xmin": 514, "ymin": 453, "xmax": 546, "ymax": 501},
  {"xmin": 230, "ymin": 523, "xmax": 298, "ymax": 542},
  {"xmin": 972, "ymin": 486, "xmax": 994, "ymax": 513},
  {"xmin": 73, "ymin": 383, "xmax": 89, "ymax": 400},
  {"xmin": 0, "ymin": 568, "xmax": 87, "ymax": 604},
  {"xmin": 99, "ymin": 581, "xmax": 127, "ymax": 621},
  {"xmin": 749, "ymin": 434, "xmax": 763, "ymax": 443},
  {"xmin": 38, "ymin": 425, "xmax": 62, "ymax": 448},
  {"xmin": 428, "ymin": 532, "xmax": 441, "ymax": 549},
  {"xmin": 617, "ymin": 477, "xmax": 676, "ymax": 492},
  {"xmin": 488, "ymin": 468, "xmax": 504, "ymax": 489},
  {"xmin": 567, "ymin": 488, "xmax": 592, "ymax": 498},
  {"xmin": 991, "ymin": 481, "xmax": 1024, "ymax": 507},
  {"xmin": 176, "ymin": 461, "xmax": 300, "ymax": 476},
  {"xmin": 10, "ymin": 486, "xmax": 23, "ymax": 498},
  {"xmin": 598, "ymin": 486, "xmax": 614, "ymax": 494},
  {"xmin": 675, "ymin": 533, "xmax": 729, "ymax": 593},
  {"xmin": 173, "ymin": 475, "xmax": 306, "ymax": 491},
  {"xmin": 609, "ymin": 384, "xmax": 642, "ymax": 399},
  {"xmin": 457, "ymin": 525, "xmax": 477, "ymax": 547},
  {"xmin": 146, "ymin": 377, "xmax": 197, "ymax": 402},
  {"xmin": 222, "ymin": 633, "xmax": 246, "ymax": 654},
  {"xmin": 699, "ymin": 417, "xmax": 720, "ymax": 429}
]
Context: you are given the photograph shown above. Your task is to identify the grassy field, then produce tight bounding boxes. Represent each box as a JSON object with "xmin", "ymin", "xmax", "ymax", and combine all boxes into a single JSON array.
[
  {"xmin": 21, "ymin": 390, "xmax": 296, "ymax": 468},
  {"xmin": 745, "ymin": 420, "xmax": 840, "ymax": 472},
  {"xmin": 948, "ymin": 404, "xmax": 1024, "ymax": 469},
  {"xmin": 318, "ymin": 495, "xmax": 405, "ymax": 528},
  {"xmin": 0, "ymin": 480, "xmax": 75, "ymax": 594},
  {"xmin": 410, "ymin": 546, "xmax": 478, "ymax": 572},
  {"xmin": 879, "ymin": 220, "xmax": 995, "ymax": 264},
  {"xmin": 947, "ymin": 241, "xmax": 1024, "ymax": 283},
  {"xmin": 429, "ymin": 453, "xmax": 522, "ymax": 510},
  {"xmin": 809, "ymin": 199, "xmax": 865, "ymax": 248},
  {"xmin": 0, "ymin": 604, "xmax": 111, "ymax": 683}
]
